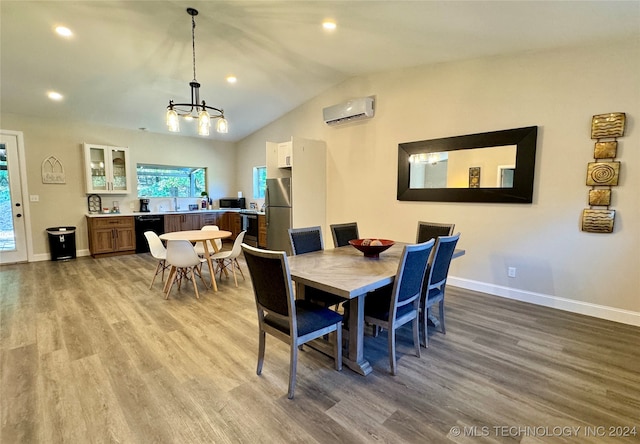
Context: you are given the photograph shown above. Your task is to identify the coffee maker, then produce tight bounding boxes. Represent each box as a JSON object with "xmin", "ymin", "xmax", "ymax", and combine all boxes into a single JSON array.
[{"xmin": 139, "ymin": 198, "xmax": 150, "ymax": 212}]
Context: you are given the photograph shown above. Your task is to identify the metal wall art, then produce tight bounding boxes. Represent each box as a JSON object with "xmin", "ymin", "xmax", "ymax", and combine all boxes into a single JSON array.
[{"xmin": 581, "ymin": 112, "xmax": 626, "ymax": 233}]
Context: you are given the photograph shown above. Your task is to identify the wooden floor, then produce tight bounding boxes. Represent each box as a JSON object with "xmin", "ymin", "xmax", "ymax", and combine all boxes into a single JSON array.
[{"xmin": 1, "ymin": 254, "xmax": 639, "ymax": 443}]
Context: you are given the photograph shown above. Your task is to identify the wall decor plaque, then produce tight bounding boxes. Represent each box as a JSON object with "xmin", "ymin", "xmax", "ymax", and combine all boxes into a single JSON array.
[
  {"xmin": 591, "ymin": 112, "xmax": 625, "ymax": 139},
  {"xmin": 593, "ymin": 141, "xmax": 617, "ymax": 159},
  {"xmin": 586, "ymin": 161, "xmax": 620, "ymax": 186},
  {"xmin": 588, "ymin": 189, "xmax": 611, "ymax": 206},
  {"xmin": 581, "ymin": 209, "xmax": 615, "ymax": 233},
  {"xmin": 41, "ymin": 155, "xmax": 65, "ymax": 184},
  {"xmin": 468, "ymin": 167, "xmax": 480, "ymax": 188}
]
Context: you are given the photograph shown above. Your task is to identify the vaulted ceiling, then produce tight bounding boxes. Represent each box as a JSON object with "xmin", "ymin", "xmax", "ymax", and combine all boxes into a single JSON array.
[{"xmin": 1, "ymin": 1, "xmax": 638, "ymax": 142}]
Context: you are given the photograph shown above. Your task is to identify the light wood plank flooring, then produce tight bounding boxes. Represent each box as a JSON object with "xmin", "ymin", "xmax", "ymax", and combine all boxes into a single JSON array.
[{"xmin": 1, "ymin": 254, "xmax": 639, "ymax": 443}]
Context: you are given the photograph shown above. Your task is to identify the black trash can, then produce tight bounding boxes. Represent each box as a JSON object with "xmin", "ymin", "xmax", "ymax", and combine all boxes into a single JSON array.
[{"xmin": 46, "ymin": 226, "xmax": 76, "ymax": 261}]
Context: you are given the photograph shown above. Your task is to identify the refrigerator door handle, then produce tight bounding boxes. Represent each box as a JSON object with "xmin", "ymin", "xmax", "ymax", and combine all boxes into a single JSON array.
[{"xmin": 265, "ymin": 187, "xmax": 270, "ymax": 226}]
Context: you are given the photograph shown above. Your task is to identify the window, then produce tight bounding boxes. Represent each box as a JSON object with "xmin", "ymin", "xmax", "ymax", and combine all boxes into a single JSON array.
[
  {"xmin": 137, "ymin": 164, "xmax": 206, "ymax": 198},
  {"xmin": 253, "ymin": 166, "xmax": 267, "ymax": 199}
]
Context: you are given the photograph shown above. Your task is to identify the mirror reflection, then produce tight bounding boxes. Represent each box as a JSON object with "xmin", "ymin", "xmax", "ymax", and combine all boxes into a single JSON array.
[{"xmin": 409, "ymin": 145, "xmax": 516, "ymax": 189}]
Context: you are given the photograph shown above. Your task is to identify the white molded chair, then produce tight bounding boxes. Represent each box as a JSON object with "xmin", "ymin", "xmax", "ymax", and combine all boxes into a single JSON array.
[
  {"xmin": 144, "ymin": 231, "xmax": 170, "ymax": 289},
  {"xmin": 164, "ymin": 240, "xmax": 209, "ymax": 299},
  {"xmin": 211, "ymin": 230, "xmax": 246, "ymax": 287},
  {"xmin": 194, "ymin": 225, "xmax": 223, "ymax": 257}
]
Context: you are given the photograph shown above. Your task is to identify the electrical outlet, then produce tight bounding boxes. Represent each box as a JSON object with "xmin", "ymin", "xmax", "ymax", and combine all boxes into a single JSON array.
[
  {"xmin": 508, "ymin": 267, "xmax": 517, "ymax": 278},
  {"xmin": 30, "ymin": 195, "xmax": 39, "ymax": 202}
]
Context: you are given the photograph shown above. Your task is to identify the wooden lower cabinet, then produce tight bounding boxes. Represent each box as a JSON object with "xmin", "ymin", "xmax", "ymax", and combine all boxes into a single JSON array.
[
  {"xmin": 164, "ymin": 213, "xmax": 202, "ymax": 233},
  {"xmin": 87, "ymin": 216, "xmax": 136, "ymax": 258},
  {"xmin": 258, "ymin": 214, "xmax": 267, "ymax": 248},
  {"xmin": 218, "ymin": 212, "xmax": 241, "ymax": 240}
]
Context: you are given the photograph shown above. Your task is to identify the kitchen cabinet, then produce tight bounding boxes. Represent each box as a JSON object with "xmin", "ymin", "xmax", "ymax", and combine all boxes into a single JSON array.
[
  {"xmin": 164, "ymin": 213, "xmax": 202, "ymax": 233},
  {"xmin": 87, "ymin": 216, "xmax": 135, "ymax": 258},
  {"xmin": 83, "ymin": 143, "xmax": 130, "ymax": 194},
  {"xmin": 258, "ymin": 214, "xmax": 267, "ymax": 248},
  {"xmin": 219, "ymin": 212, "xmax": 241, "ymax": 240},
  {"xmin": 277, "ymin": 142, "xmax": 293, "ymax": 168},
  {"xmin": 201, "ymin": 212, "xmax": 220, "ymax": 227}
]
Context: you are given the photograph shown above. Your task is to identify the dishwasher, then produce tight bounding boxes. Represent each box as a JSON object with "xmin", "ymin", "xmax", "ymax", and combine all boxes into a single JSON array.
[{"xmin": 135, "ymin": 215, "xmax": 165, "ymax": 253}]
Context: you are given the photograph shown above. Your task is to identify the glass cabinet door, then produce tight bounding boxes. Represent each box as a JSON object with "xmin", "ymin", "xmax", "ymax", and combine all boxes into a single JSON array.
[
  {"xmin": 109, "ymin": 147, "xmax": 128, "ymax": 192},
  {"xmin": 83, "ymin": 143, "xmax": 130, "ymax": 194},
  {"xmin": 89, "ymin": 146, "xmax": 107, "ymax": 191}
]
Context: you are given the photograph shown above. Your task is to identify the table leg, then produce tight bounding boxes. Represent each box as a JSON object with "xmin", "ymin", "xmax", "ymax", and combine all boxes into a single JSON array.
[
  {"xmin": 343, "ymin": 295, "xmax": 373, "ymax": 376},
  {"xmin": 201, "ymin": 241, "xmax": 218, "ymax": 292}
]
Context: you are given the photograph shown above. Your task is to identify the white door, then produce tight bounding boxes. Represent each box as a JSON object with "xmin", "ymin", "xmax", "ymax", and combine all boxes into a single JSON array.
[{"xmin": 0, "ymin": 132, "xmax": 28, "ymax": 263}]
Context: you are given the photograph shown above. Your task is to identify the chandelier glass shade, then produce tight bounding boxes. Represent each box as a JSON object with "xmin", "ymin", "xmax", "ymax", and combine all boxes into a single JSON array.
[{"xmin": 166, "ymin": 8, "xmax": 228, "ymax": 135}]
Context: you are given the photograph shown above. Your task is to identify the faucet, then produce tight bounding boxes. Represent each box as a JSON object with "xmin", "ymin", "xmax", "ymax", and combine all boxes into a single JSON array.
[{"xmin": 173, "ymin": 197, "xmax": 179, "ymax": 211}]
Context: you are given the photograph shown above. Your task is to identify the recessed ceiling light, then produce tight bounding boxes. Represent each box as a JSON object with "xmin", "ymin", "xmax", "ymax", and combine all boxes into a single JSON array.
[
  {"xmin": 226, "ymin": 76, "xmax": 237, "ymax": 84},
  {"xmin": 47, "ymin": 91, "xmax": 63, "ymax": 101},
  {"xmin": 322, "ymin": 20, "xmax": 337, "ymax": 31},
  {"xmin": 55, "ymin": 26, "xmax": 73, "ymax": 37}
]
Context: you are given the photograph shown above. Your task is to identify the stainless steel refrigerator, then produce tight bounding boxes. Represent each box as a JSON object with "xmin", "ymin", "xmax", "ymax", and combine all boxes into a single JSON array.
[{"xmin": 266, "ymin": 177, "xmax": 293, "ymax": 254}]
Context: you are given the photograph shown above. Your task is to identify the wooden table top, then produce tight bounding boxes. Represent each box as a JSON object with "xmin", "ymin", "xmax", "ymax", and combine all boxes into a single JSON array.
[
  {"xmin": 159, "ymin": 230, "xmax": 232, "ymax": 242},
  {"xmin": 287, "ymin": 243, "xmax": 465, "ymax": 299}
]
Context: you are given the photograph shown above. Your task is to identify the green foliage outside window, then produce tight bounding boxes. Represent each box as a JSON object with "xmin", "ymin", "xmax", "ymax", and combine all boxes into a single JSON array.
[
  {"xmin": 253, "ymin": 166, "xmax": 266, "ymax": 199},
  {"xmin": 137, "ymin": 164, "xmax": 206, "ymax": 198}
]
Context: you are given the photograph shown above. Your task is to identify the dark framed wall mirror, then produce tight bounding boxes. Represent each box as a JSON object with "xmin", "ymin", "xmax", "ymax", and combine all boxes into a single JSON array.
[{"xmin": 397, "ymin": 126, "xmax": 538, "ymax": 203}]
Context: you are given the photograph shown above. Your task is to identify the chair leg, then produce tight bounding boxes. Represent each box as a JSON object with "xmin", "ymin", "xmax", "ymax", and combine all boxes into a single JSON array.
[
  {"xmin": 150, "ymin": 260, "xmax": 162, "ymax": 289},
  {"xmin": 165, "ymin": 268, "xmax": 178, "ymax": 299},
  {"xmin": 413, "ymin": 316, "xmax": 421, "ymax": 358},
  {"xmin": 288, "ymin": 342, "xmax": 298, "ymax": 399},
  {"xmin": 231, "ymin": 260, "xmax": 238, "ymax": 287},
  {"xmin": 439, "ymin": 301, "xmax": 446, "ymax": 334},
  {"xmin": 334, "ymin": 322, "xmax": 343, "ymax": 371},
  {"xmin": 389, "ymin": 327, "xmax": 397, "ymax": 376},
  {"xmin": 234, "ymin": 258, "xmax": 245, "ymax": 280},
  {"xmin": 422, "ymin": 307, "xmax": 429, "ymax": 348},
  {"xmin": 194, "ymin": 265, "xmax": 209, "ymax": 289},
  {"xmin": 257, "ymin": 329, "xmax": 265, "ymax": 375},
  {"xmin": 190, "ymin": 268, "xmax": 200, "ymax": 299}
]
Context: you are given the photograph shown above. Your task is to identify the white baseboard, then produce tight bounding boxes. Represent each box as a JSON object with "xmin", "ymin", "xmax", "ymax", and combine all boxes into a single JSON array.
[{"xmin": 448, "ymin": 276, "xmax": 640, "ymax": 327}]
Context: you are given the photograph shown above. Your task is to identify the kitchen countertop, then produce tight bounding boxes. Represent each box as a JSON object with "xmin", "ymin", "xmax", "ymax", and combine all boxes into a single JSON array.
[{"xmin": 86, "ymin": 209, "xmax": 266, "ymax": 217}]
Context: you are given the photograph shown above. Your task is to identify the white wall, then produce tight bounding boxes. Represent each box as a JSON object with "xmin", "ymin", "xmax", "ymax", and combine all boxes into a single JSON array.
[
  {"xmin": 0, "ymin": 114, "xmax": 236, "ymax": 258},
  {"xmin": 236, "ymin": 40, "xmax": 640, "ymax": 325}
]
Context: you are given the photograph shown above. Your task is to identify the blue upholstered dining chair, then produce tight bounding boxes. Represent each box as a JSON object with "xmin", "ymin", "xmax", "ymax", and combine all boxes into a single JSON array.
[
  {"xmin": 416, "ymin": 221, "xmax": 455, "ymax": 243},
  {"xmin": 330, "ymin": 222, "xmax": 359, "ymax": 248},
  {"xmin": 287, "ymin": 226, "xmax": 345, "ymax": 309},
  {"xmin": 364, "ymin": 239, "xmax": 435, "ymax": 375},
  {"xmin": 242, "ymin": 243, "xmax": 343, "ymax": 399},
  {"xmin": 421, "ymin": 232, "xmax": 461, "ymax": 347}
]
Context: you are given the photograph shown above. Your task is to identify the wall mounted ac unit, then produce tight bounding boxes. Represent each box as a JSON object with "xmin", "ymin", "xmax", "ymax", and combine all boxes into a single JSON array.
[{"xmin": 323, "ymin": 97, "xmax": 374, "ymax": 125}]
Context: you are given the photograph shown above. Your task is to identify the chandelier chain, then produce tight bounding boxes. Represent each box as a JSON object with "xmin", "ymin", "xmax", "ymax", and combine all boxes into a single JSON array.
[{"xmin": 191, "ymin": 14, "xmax": 197, "ymax": 82}]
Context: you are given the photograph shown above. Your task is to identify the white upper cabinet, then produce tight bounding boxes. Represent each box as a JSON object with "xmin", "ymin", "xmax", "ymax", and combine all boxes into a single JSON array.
[
  {"xmin": 83, "ymin": 143, "xmax": 131, "ymax": 194},
  {"xmin": 277, "ymin": 141, "xmax": 293, "ymax": 168}
]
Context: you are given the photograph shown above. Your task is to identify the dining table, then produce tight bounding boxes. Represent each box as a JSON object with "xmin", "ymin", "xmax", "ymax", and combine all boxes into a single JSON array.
[
  {"xmin": 287, "ymin": 242, "xmax": 465, "ymax": 375},
  {"xmin": 159, "ymin": 229, "xmax": 232, "ymax": 292}
]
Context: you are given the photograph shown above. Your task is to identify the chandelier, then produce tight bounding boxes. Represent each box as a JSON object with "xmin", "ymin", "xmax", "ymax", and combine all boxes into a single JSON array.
[{"xmin": 166, "ymin": 7, "xmax": 228, "ymax": 136}]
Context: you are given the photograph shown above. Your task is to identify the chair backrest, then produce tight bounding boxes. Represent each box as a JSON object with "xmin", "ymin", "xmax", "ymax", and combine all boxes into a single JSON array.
[
  {"xmin": 166, "ymin": 240, "xmax": 202, "ymax": 268},
  {"xmin": 288, "ymin": 226, "xmax": 323, "ymax": 255},
  {"xmin": 144, "ymin": 231, "xmax": 166, "ymax": 259},
  {"xmin": 416, "ymin": 221, "xmax": 455, "ymax": 243},
  {"xmin": 229, "ymin": 230, "xmax": 247, "ymax": 257},
  {"xmin": 242, "ymin": 244, "xmax": 296, "ymax": 326},
  {"xmin": 330, "ymin": 222, "xmax": 359, "ymax": 248},
  {"xmin": 201, "ymin": 224, "xmax": 222, "ymax": 250},
  {"xmin": 425, "ymin": 233, "xmax": 461, "ymax": 290},
  {"xmin": 389, "ymin": 239, "xmax": 435, "ymax": 316}
]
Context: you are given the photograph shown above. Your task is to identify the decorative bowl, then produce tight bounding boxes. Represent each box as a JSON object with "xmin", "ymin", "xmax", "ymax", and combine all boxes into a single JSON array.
[{"xmin": 349, "ymin": 239, "xmax": 395, "ymax": 258}]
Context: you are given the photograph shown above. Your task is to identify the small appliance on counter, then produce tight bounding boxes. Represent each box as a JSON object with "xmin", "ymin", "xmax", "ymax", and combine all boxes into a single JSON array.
[
  {"xmin": 219, "ymin": 197, "xmax": 246, "ymax": 209},
  {"xmin": 139, "ymin": 198, "xmax": 150, "ymax": 212}
]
